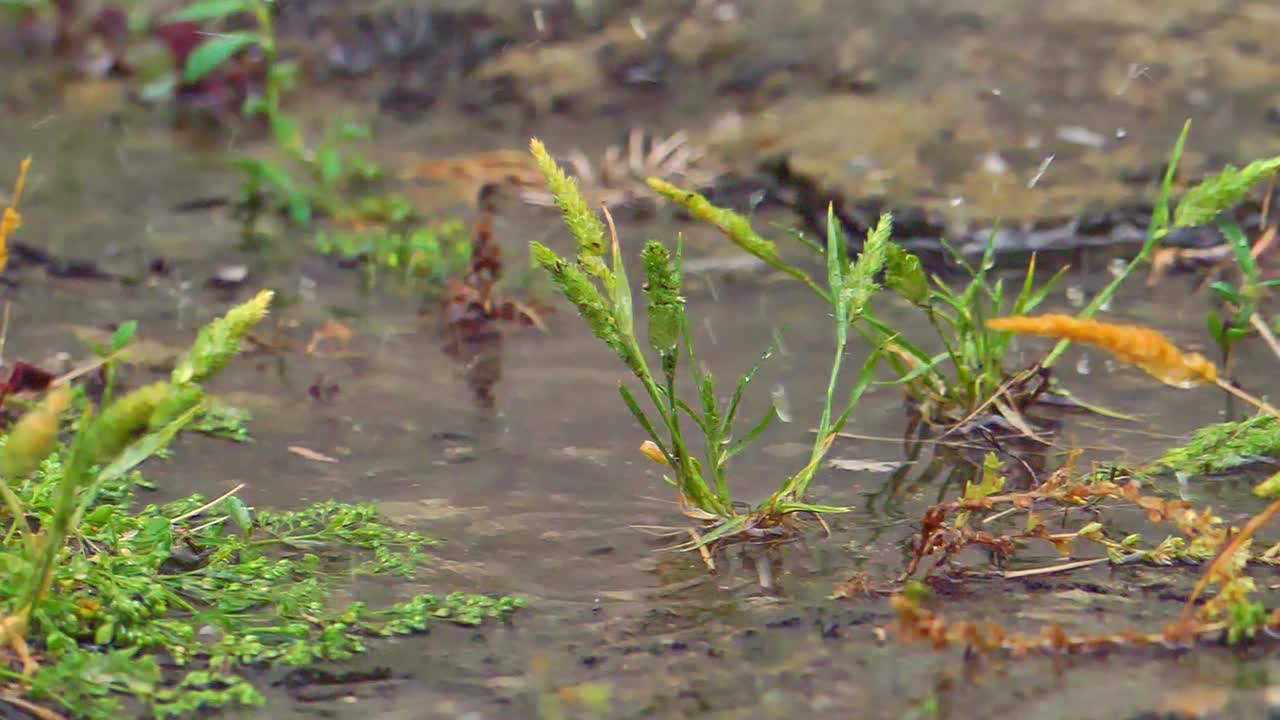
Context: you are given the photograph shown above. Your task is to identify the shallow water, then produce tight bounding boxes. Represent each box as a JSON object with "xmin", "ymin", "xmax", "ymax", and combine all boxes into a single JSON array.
[{"xmin": 5, "ymin": 2, "xmax": 1280, "ymax": 718}]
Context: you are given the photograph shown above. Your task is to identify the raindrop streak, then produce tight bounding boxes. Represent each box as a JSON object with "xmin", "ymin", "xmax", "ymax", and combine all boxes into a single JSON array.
[
  {"xmin": 1027, "ymin": 155, "xmax": 1054, "ymax": 189},
  {"xmin": 771, "ymin": 384, "xmax": 792, "ymax": 423}
]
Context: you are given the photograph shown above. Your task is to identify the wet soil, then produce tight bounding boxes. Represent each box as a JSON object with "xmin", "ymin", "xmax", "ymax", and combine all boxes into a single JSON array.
[{"xmin": 5, "ymin": 1, "xmax": 1280, "ymax": 718}]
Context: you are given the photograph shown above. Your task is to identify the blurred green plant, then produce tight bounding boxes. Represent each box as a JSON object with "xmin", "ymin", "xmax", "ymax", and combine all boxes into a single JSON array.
[
  {"xmin": 1168, "ymin": 152, "xmax": 1280, "ymax": 375},
  {"xmin": 173, "ymin": 0, "xmax": 386, "ymax": 228},
  {"xmin": 314, "ymin": 218, "xmax": 474, "ymax": 290}
]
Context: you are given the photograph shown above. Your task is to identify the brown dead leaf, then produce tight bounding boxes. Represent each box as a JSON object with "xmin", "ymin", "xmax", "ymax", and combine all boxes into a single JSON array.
[
  {"xmin": 287, "ymin": 445, "xmax": 339, "ymax": 463},
  {"xmin": 402, "ymin": 150, "xmax": 543, "ymax": 203},
  {"xmin": 305, "ymin": 319, "xmax": 353, "ymax": 358}
]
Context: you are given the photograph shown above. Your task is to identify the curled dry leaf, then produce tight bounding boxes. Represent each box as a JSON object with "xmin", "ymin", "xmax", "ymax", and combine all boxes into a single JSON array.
[{"xmin": 305, "ymin": 319, "xmax": 353, "ymax": 358}]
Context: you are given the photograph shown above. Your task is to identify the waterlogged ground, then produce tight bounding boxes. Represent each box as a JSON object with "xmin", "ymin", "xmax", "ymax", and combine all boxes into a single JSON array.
[{"xmin": 5, "ymin": 1, "xmax": 1280, "ymax": 718}]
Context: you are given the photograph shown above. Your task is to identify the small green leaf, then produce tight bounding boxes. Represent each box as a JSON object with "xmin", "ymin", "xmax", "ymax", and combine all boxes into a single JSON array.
[
  {"xmin": 725, "ymin": 407, "xmax": 777, "ymax": 459},
  {"xmin": 1209, "ymin": 281, "xmax": 1241, "ymax": 304},
  {"xmin": 340, "ymin": 122, "xmax": 372, "ymax": 140},
  {"xmin": 95, "ymin": 621, "xmax": 116, "ymax": 646},
  {"xmin": 270, "ymin": 114, "xmax": 304, "ymax": 156},
  {"xmin": 112, "ymin": 321, "xmax": 138, "ymax": 352},
  {"xmin": 268, "ymin": 61, "xmax": 299, "ymax": 93},
  {"xmin": 224, "ymin": 495, "xmax": 253, "ymax": 539},
  {"xmin": 318, "ymin": 145, "xmax": 342, "ymax": 186},
  {"xmin": 1218, "ymin": 219, "xmax": 1259, "ymax": 284},
  {"xmin": 1207, "ymin": 310, "xmax": 1226, "ymax": 344},
  {"xmin": 168, "ymin": 0, "xmax": 250, "ymax": 23},
  {"xmin": 183, "ymin": 32, "xmax": 261, "ymax": 84}
]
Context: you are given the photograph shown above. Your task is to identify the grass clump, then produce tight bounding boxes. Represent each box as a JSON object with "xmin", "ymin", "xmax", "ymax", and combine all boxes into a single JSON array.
[
  {"xmin": 648, "ymin": 178, "xmax": 1065, "ymax": 434},
  {"xmin": 531, "ymin": 139, "xmax": 884, "ymax": 560}
]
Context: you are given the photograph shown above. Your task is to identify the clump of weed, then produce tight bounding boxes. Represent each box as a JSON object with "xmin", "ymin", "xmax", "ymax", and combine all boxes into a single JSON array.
[
  {"xmin": 859, "ymin": 124, "xmax": 1280, "ymax": 657},
  {"xmin": 647, "ymin": 179, "xmax": 1064, "ymax": 436},
  {"xmin": 0, "ymin": 291, "xmax": 524, "ymax": 718},
  {"xmin": 650, "ymin": 123, "xmax": 1199, "ymax": 436},
  {"xmin": 0, "ymin": 173, "xmax": 522, "ymax": 715},
  {"xmin": 1157, "ymin": 415, "xmax": 1280, "ymax": 475},
  {"xmin": 531, "ymin": 138, "xmax": 885, "ymax": 565}
]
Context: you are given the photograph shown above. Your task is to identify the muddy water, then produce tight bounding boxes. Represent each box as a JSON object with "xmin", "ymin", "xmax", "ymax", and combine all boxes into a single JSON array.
[{"xmin": 5, "ymin": 1, "xmax": 1280, "ymax": 718}]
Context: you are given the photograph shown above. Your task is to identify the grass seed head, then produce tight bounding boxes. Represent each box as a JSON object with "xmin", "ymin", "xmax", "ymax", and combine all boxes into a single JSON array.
[
  {"xmin": 1, "ymin": 385, "xmax": 71, "ymax": 479},
  {"xmin": 987, "ymin": 314, "xmax": 1218, "ymax": 388}
]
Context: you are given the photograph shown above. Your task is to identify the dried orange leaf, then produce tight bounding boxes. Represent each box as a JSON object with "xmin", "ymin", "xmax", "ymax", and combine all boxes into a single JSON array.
[{"xmin": 987, "ymin": 313, "xmax": 1218, "ymax": 388}]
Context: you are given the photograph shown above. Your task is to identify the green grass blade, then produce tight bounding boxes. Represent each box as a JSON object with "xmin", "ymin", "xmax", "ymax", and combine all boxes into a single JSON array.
[
  {"xmin": 722, "ymin": 341, "xmax": 778, "ymax": 435},
  {"xmin": 826, "ymin": 204, "xmax": 847, "ymax": 327},
  {"xmin": 685, "ymin": 516, "xmax": 750, "ymax": 548},
  {"xmin": 1218, "ymin": 219, "xmax": 1258, "ymax": 285},
  {"xmin": 725, "ymin": 408, "xmax": 778, "ymax": 460},
  {"xmin": 885, "ymin": 351, "xmax": 951, "ymax": 386},
  {"xmin": 1044, "ymin": 119, "xmax": 1190, "ymax": 367},
  {"xmin": 618, "ymin": 385, "xmax": 668, "ymax": 454},
  {"xmin": 829, "ymin": 348, "xmax": 884, "ymax": 436}
]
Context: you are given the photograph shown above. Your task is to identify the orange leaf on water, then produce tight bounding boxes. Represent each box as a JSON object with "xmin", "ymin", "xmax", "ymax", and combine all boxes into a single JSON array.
[{"xmin": 987, "ymin": 313, "xmax": 1218, "ymax": 388}]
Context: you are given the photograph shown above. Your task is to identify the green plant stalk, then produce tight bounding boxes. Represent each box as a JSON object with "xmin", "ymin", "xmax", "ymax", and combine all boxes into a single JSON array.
[
  {"xmin": 22, "ymin": 411, "xmax": 94, "ymax": 615},
  {"xmin": 613, "ymin": 252, "xmax": 727, "ymax": 517},
  {"xmin": 1043, "ymin": 119, "xmax": 1190, "ymax": 367},
  {"xmin": 647, "ymin": 179, "xmax": 831, "ymax": 303},
  {"xmin": 249, "ymin": 0, "xmax": 279, "ymax": 118}
]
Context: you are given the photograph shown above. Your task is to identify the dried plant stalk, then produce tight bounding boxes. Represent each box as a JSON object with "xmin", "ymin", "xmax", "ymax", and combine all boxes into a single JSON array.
[
  {"xmin": 987, "ymin": 314, "xmax": 1218, "ymax": 388},
  {"xmin": 0, "ymin": 157, "xmax": 32, "ymax": 273}
]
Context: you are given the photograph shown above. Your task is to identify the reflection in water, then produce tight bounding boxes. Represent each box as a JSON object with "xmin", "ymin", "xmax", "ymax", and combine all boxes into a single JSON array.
[{"xmin": 441, "ymin": 326, "xmax": 503, "ymax": 410}]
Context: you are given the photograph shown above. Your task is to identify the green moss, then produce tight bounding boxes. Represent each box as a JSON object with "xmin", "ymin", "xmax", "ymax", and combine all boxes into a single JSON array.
[{"xmin": 1157, "ymin": 415, "xmax": 1280, "ymax": 474}]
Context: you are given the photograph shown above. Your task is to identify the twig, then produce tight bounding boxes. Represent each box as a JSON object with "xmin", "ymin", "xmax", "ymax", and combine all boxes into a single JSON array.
[
  {"xmin": 1249, "ymin": 312, "xmax": 1280, "ymax": 363},
  {"xmin": 50, "ymin": 348, "xmax": 128, "ymax": 388},
  {"xmin": 1213, "ymin": 378, "xmax": 1280, "ymax": 420},
  {"xmin": 0, "ymin": 693, "xmax": 65, "ymax": 720},
  {"xmin": 1182, "ymin": 496, "xmax": 1280, "ymax": 621},
  {"xmin": 689, "ymin": 528, "xmax": 715, "ymax": 571},
  {"xmin": 1002, "ymin": 557, "xmax": 1109, "ymax": 579},
  {"xmin": 170, "ymin": 483, "xmax": 246, "ymax": 524}
]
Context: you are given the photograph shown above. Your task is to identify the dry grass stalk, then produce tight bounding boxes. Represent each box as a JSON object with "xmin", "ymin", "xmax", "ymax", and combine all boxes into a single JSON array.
[
  {"xmin": 1181, "ymin": 495, "xmax": 1280, "ymax": 622},
  {"xmin": 0, "ymin": 156, "xmax": 32, "ymax": 273}
]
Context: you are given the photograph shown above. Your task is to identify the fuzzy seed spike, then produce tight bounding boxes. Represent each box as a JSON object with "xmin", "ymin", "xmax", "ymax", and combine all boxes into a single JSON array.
[
  {"xmin": 987, "ymin": 314, "xmax": 1217, "ymax": 388},
  {"xmin": 173, "ymin": 290, "xmax": 273, "ymax": 385}
]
